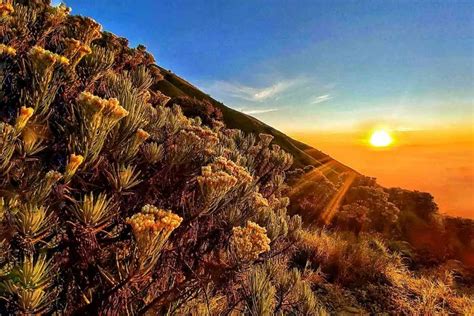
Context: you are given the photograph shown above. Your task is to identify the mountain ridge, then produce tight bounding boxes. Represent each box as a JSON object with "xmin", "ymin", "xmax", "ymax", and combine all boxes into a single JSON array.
[{"xmin": 153, "ymin": 65, "xmax": 357, "ymax": 175}]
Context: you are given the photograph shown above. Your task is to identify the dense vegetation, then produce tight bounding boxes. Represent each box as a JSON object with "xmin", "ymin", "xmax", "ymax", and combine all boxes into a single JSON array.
[{"xmin": 0, "ymin": 1, "xmax": 472, "ymax": 314}]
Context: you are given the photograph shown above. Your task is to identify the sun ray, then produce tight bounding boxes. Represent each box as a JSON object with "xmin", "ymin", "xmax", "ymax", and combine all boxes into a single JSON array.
[
  {"xmin": 290, "ymin": 160, "xmax": 338, "ymax": 196},
  {"xmin": 320, "ymin": 171, "xmax": 357, "ymax": 225}
]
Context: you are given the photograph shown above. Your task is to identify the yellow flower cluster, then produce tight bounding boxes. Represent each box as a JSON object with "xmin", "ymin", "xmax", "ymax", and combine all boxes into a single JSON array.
[
  {"xmin": 15, "ymin": 106, "xmax": 34, "ymax": 131},
  {"xmin": 231, "ymin": 221, "xmax": 271, "ymax": 261},
  {"xmin": 65, "ymin": 153, "xmax": 84, "ymax": 180},
  {"xmin": 0, "ymin": 3, "xmax": 14, "ymax": 17},
  {"xmin": 213, "ymin": 156, "xmax": 253, "ymax": 184},
  {"xmin": 46, "ymin": 3, "xmax": 71, "ymax": 20},
  {"xmin": 78, "ymin": 44, "xmax": 92, "ymax": 56},
  {"xmin": 82, "ymin": 17, "xmax": 103, "ymax": 43},
  {"xmin": 199, "ymin": 165, "xmax": 238, "ymax": 191},
  {"xmin": 65, "ymin": 38, "xmax": 91, "ymax": 52},
  {"xmin": 135, "ymin": 128, "xmax": 150, "ymax": 142},
  {"xmin": 63, "ymin": 38, "xmax": 92, "ymax": 63},
  {"xmin": 253, "ymin": 192, "xmax": 269, "ymax": 208},
  {"xmin": 125, "ymin": 205, "xmax": 182, "ymax": 271},
  {"xmin": 77, "ymin": 91, "xmax": 129, "ymax": 120},
  {"xmin": 126, "ymin": 205, "xmax": 183, "ymax": 236},
  {"xmin": 187, "ymin": 125, "xmax": 219, "ymax": 145},
  {"xmin": 197, "ymin": 157, "xmax": 254, "ymax": 204},
  {"xmin": 0, "ymin": 44, "xmax": 16, "ymax": 56},
  {"xmin": 22, "ymin": 126, "xmax": 39, "ymax": 151},
  {"xmin": 77, "ymin": 91, "xmax": 105, "ymax": 113},
  {"xmin": 28, "ymin": 46, "xmax": 70, "ymax": 68}
]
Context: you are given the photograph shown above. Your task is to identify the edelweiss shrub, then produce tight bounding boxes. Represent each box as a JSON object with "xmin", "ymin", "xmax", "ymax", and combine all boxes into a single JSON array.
[
  {"xmin": 1, "ymin": 255, "xmax": 54, "ymax": 315},
  {"xmin": 196, "ymin": 156, "xmax": 253, "ymax": 214},
  {"xmin": 0, "ymin": 2, "xmax": 305, "ymax": 314},
  {"xmin": 127, "ymin": 204, "xmax": 183, "ymax": 233},
  {"xmin": 127, "ymin": 204, "xmax": 182, "ymax": 253},
  {"xmin": 231, "ymin": 221, "xmax": 271, "ymax": 261},
  {"xmin": 0, "ymin": 44, "xmax": 16, "ymax": 56},
  {"xmin": 64, "ymin": 153, "xmax": 83, "ymax": 181},
  {"xmin": 0, "ymin": 3, "xmax": 14, "ymax": 17},
  {"xmin": 14, "ymin": 106, "xmax": 34, "ymax": 131},
  {"xmin": 29, "ymin": 45, "xmax": 70, "ymax": 67}
]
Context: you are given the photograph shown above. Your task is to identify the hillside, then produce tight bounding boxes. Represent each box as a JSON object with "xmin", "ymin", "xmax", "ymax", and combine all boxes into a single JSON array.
[
  {"xmin": 0, "ymin": 1, "xmax": 472, "ymax": 315},
  {"xmin": 153, "ymin": 66, "xmax": 353, "ymax": 175}
]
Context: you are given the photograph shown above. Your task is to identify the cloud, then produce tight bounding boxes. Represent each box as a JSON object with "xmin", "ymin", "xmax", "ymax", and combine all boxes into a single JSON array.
[
  {"xmin": 205, "ymin": 79, "xmax": 301, "ymax": 102},
  {"xmin": 310, "ymin": 94, "xmax": 332, "ymax": 104},
  {"xmin": 242, "ymin": 108, "xmax": 279, "ymax": 115}
]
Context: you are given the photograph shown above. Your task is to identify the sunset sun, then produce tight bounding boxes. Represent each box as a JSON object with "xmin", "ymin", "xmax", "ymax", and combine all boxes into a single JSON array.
[{"xmin": 369, "ymin": 129, "xmax": 393, "ymax": 147}]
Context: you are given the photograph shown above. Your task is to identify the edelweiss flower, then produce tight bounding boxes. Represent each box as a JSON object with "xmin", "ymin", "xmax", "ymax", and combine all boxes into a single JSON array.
[
  {"xmin": 0, "ymin": 3, "xmax": 14, "ymax": 17},
  {"xmin": 15, "ymin": 107, "xmax": 34, "ymax": 131},
  {"xmin": 77, "ymin": 91, "xmax": 106, "ymax": 114},
  {"xmin": 110, "ymin": 105, "xmax": 129, "ymax": 120},
  {"xmin": 105, "ymin": 98, "xmax": 128, "ymax": 119},
  {"xmin": 0, "ymin": 44, "xmax": 16, "ymax": 56},
  {"xmin": 253, "ymin": 192, "xmax": 269, "ymax": 208},
  {"xmin": 136, "ymin": 129, "xmax": 150, "ymax": 142},
  {"xmin": 28, "ymin": 46, "xmax": 70, "ymax": 68},
  {"xmin": 126, "ymin": 205, "xmax": 183, "ymax": 251},
  {"xmin": 213, "ymin": 156, "xmax": 253, "ymax": 184},
  {"xmin": 78, "ymin": 43, "xmax": 92, "ymax": 55},
  {"xmin": 231, "ymin": 221, "xmax": 271, "ymax": 261},
  {"xmin": 47, "ymin": 3, "xmax": 71, "ymax": 19},
  {"xmin": 65, "ymin": 154, "xmax": 84, "ymax": 180},
  {"xmin": 128, "ymin": 205, "xmax": 183, "ymax": 233},
  {"xmin": 45, "ymin": 170, "xmax": 62, "ymax": 182},
  {"xmin": 197, "ymin": 167, "xmax": 238, "ymax": 199},
  {"xmin": 77, "ymin": 92, "xmax": 128, "ymax": 121},
  {"xmin": 64, "ymin": 38, "xmax": 82, "ymax": 50}
]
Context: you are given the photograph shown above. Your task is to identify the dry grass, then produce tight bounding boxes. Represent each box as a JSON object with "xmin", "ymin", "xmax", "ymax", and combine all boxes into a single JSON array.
[{"xmin": 297, "ymin": 229, "xmax": 474, "ymax": 314}]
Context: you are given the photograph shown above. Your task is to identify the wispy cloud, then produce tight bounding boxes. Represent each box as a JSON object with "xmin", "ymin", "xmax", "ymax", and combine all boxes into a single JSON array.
[
  {"xmin": 310, "ymin": 94, "xmax": 332, "ymax": 104},
  {"xmin": 242, "ymin": 108, "xmax": 279, "ymax": 115},
  {"xmin": 205, "ymin": 79, "xmax": 301, "ymax": 102}
]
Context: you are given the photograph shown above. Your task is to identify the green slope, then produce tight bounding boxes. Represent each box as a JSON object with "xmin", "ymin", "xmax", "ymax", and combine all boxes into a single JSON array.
[{"xmin": 152, "ymin": 66, "xmax": 356, "ymax": 174}]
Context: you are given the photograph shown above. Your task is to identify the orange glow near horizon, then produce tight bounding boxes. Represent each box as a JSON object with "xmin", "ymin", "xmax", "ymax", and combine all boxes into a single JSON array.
[{"xmin": 291, "ymin": 126, "xmax": 474, "ymax": 219}]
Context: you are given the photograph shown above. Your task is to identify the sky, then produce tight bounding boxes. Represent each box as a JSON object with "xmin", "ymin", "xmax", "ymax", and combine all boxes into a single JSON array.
[
  {"xmin": 57, "ymin": 0, "xmax": 473, "ymax": 132},
  {"xmin": 56, "ymin": 0, "xmax": 473, "ymax": 217}
]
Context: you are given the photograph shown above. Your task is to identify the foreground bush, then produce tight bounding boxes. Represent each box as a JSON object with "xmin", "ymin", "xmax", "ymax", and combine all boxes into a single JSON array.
[{"xmin": 0, "ymin": 1, "xmax": 306, "ymax": 314}]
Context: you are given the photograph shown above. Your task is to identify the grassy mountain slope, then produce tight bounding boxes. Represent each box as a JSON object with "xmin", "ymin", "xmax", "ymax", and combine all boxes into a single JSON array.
[
  {"xmin": 152, "ymin": 53, "xmax": 474, "ymax": 272},
  {"xmin": 153, "ymin": 66, "xmax": 354, "ymax": 175}
]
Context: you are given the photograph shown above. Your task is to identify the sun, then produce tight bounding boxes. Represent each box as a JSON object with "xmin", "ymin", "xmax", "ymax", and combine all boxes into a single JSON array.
[{"xmin": 369, "ymin": 129, "xmax": 393, "ymax": 147}]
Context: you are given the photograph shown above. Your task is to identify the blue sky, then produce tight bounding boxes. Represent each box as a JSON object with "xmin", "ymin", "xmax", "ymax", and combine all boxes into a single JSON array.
[{"xmin": 56, "ymin": 0, "xmax": 474, "ymax": 132}]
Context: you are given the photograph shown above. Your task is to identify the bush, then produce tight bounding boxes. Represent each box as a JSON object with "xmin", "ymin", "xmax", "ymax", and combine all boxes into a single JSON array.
[
  {"xmin": 0, "ymin": 2, "xmax": 304, "ymax": 314},
  {"xmin": 169, "ymin": 96, "xmax": 223, "ymax": 127}
]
